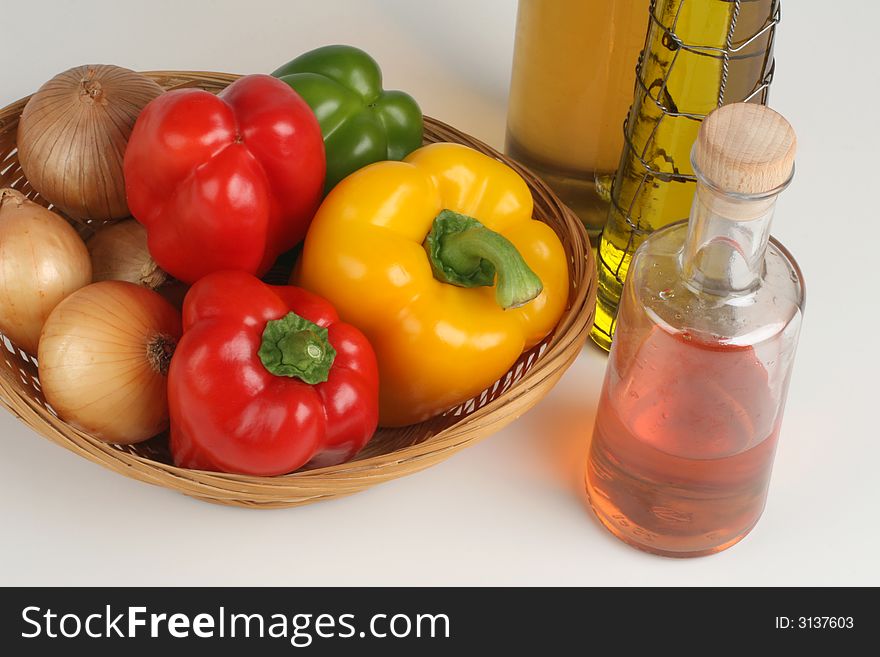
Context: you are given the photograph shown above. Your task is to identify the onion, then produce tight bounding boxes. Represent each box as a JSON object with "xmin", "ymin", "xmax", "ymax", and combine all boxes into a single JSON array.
[
  {"xmin": 16, "ymin": 65, "xmax": 163, "ymax": 222},
  {"xmin": 88, "ymin": 219, "xmax": 166, "ymax": 288},
  {"xmin": 38, "ymin": 281, "xmax": 181, "ymax": 444},
  {"xmin": 0, "ymin": 188, "xmax": 92, "ymax": 354}
]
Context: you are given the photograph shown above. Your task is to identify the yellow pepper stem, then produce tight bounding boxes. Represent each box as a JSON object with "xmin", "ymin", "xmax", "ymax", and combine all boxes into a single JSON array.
[{"xmin": 424, "ymin": 209, "xmax": 543, "ymax": 309}]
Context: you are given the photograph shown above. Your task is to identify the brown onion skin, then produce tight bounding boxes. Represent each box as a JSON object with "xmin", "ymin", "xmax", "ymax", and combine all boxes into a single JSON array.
[
  {"xmin": 16, "ymin": 65, "xmax": 163, "ymax": 222},
  {"xmin": 38, "ymin": 281, "xmax": 181, "ymax": 445},
  {"xmin": 88, "ymin": 219, "xmax": 167, "ymax": 288},
  {"xmin": 0, "ymin": 189, "xmax": 92, "ymax": 354}
]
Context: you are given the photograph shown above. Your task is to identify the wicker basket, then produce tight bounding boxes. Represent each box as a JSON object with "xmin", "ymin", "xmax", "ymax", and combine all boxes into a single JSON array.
[{"xmin": 0, "ymin": 70, "xmax": 596, "ymax": 508}]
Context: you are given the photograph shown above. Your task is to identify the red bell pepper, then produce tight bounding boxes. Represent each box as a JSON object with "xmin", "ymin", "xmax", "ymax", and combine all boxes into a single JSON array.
[
  {"xmin": 124, "ymin": 74, "xmax": 325, "ymax": 284},
  {"xmin": 168, "ymin": 270, "xmax": 378, "ymax": 476}
]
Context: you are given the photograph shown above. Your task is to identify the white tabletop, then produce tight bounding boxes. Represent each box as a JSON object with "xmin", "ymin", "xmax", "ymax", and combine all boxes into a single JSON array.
[{"xmin": 2, "ymin": 0, "xmax": 876, "ymax": 586}]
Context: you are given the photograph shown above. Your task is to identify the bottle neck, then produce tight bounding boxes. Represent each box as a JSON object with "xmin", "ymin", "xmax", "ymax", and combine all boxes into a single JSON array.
[{"xmin": 681, "ymin": 181, "xmax": 779, "ymax": 296}]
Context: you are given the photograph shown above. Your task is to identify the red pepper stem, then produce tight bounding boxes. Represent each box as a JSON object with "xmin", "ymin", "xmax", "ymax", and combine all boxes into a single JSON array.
[
  {"xmin": 258, "ymin": 312, "xmax": 336, "ymax": 384},
  {"xmin": 424, "ymin": 209, "xmax": 543, "ymax": 309}
]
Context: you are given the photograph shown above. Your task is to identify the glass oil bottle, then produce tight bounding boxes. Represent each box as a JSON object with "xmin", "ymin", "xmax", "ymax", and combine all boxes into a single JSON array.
[
  {"xmin": 585, "ymin": 103, "xmax": 803, "ymax": 557},
  {"xmin": 506, "ymin": 0, "xmax": 649, "ymax": 240},
  {"xmin": 591, "ymin": 0, "xmax": 780, "ymax": 350}
]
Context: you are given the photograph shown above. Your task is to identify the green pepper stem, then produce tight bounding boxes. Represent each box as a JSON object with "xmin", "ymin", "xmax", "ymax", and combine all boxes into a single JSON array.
[
  {"xmin": 258, "ymin": 312, "xmax": 336, "ymax": 384},
  {"xmin": 424, "ymin": 209, "xmax": 543, "ymax": 309}
]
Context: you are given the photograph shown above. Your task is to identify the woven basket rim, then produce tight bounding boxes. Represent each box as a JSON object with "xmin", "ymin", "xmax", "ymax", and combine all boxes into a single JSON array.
[{"xmin": 0, "ymin": 69, "xmax": 597, "ymax": 507}]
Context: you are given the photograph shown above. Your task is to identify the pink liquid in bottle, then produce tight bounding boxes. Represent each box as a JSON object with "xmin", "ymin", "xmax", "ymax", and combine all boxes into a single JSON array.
[{"xmin": 586, "ymin": 326, "xmax": 781, "ymax": 557}]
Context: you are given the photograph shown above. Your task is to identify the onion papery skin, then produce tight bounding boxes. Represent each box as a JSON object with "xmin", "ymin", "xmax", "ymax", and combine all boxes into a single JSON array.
[
  {"xmin": 16, "ymin": 65, "xmax": 163, "ymax": 222},
  {"xmin": 38, "ymin": 281, "xmax": 182, "ymax": 445},
  {"xmin": 88, "ymin": 219, "xmax": 167, "ymax": 288},
  {"xmin": 0, "ymin": 188, "xmax": 92, "ymax": 354}
]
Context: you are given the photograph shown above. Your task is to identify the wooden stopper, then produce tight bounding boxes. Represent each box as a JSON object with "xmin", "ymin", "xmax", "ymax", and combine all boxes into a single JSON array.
[{"xmin": 694, "ymin": 103, "xmax": 797, "ymax": 196}]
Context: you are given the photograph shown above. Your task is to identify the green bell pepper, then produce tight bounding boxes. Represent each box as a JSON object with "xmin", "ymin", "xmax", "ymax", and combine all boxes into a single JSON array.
[{"xmin": 272, "ymin": 45, "xmax": 423, "ymax": 193}]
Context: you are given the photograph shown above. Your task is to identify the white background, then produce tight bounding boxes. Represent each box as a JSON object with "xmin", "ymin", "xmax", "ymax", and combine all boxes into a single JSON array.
[{"xmin": 1, "ymin": 0, "xmax": 877, "ymax": 586}]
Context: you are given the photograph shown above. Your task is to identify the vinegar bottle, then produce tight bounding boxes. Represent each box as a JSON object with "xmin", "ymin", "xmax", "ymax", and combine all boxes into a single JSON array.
[{"xmin": 585, "ymin": 103, "xmax": 804, "ymax": 557}]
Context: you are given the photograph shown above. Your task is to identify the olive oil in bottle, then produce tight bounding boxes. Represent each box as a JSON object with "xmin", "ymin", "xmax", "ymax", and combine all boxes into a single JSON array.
[{"xmin": 591, "ymin": 0, "xmax": 779, "ymax": 350}]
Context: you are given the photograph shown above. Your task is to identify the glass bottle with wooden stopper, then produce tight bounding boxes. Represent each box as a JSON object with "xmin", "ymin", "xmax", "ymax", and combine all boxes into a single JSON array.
[{"xmin": 585, "ymin": 103, "xmax": 804, "ymax": 558}]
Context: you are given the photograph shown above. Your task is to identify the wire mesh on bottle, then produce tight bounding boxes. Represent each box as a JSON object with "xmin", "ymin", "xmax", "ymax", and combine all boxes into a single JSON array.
[{"xmin": 593, "ymin": 0, "xmax": 780, "ymax": 349}]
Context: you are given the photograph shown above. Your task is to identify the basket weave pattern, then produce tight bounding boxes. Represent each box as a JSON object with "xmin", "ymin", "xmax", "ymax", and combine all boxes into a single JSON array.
[{"xmin": 0, "ymin": 71, "xmax": 596, "ymax": 508}]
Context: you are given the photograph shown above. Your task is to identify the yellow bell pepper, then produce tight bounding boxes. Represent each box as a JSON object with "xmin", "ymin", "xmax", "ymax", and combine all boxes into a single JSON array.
[{"xmin": 296, "ymin": 143, "xmax": 568, "ymax": 426}]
